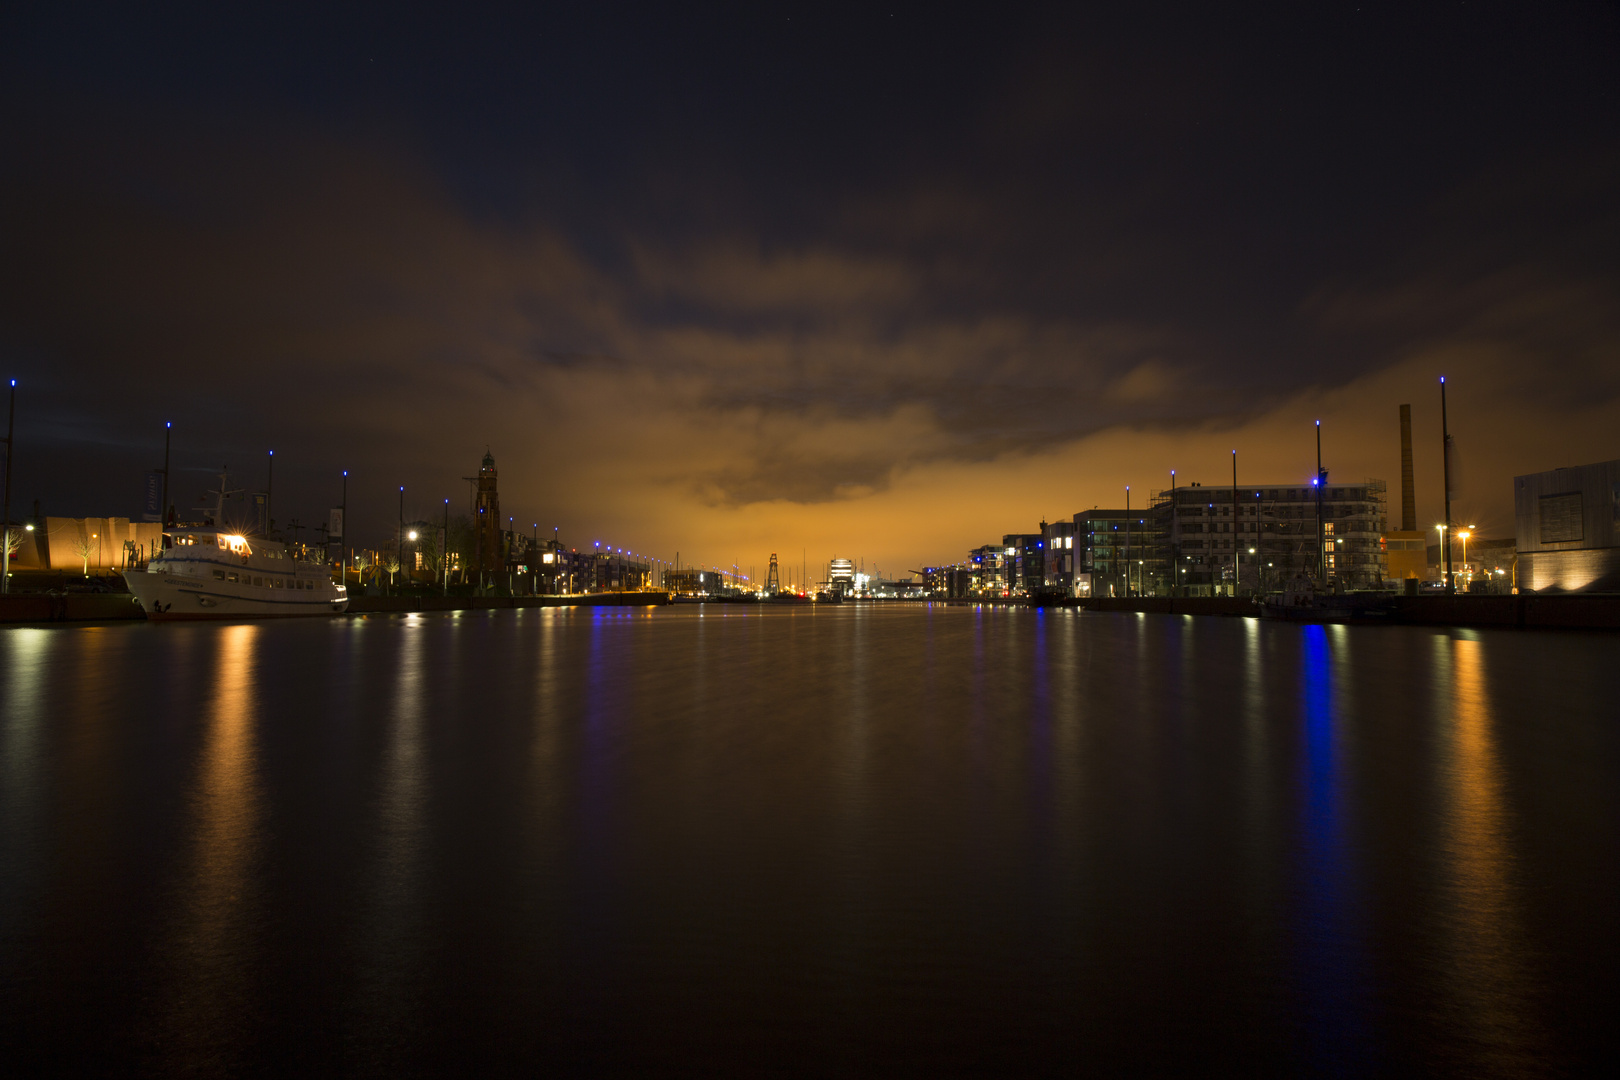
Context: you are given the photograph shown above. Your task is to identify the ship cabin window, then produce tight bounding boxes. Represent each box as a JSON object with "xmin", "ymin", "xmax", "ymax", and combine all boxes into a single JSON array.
[
  {"xmin": 253, "ymin": 577, "xmax": 263, "ymax": 587},
  {"xmin": 213, "ymin": 570, "xmax": 226, "ymax": 580},
  {"xmin": 217, "ymin": 536, "xmax": 228, "ymax": 549},
  {"xmin": 227, "ymin": 573, "xmax": 238, "ymax": 583}
]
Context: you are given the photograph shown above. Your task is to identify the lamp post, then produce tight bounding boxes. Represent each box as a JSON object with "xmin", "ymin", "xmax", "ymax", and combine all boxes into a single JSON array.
[
  {"xmin": 1231, "ymin": 450, "xmax": 1239, "ymax": 596},
  {"xmin": 397, "ymin": 485, "xmax": 404, "ymax": 594},
  {"xmin": 442, "ymin": 498, "xmax": 450, "ymax": 595},
  {"xmin": 1169, "ymin": 469, "xmax": 1178, "ymax": 597},
  {"xmin": 161, "ymin": 421, "xmax": 172, "ymax": 527},
  {"xmin": 1459, "ymin": 527, "xmax": 1473, "ymax": 590},
  {"xmin": 1440, "ymin": 376, "xmax": 1455, "ymax": 595},
  {"xmin": 1124, "ymin": 486, "xmax": 1131, "ymax": 598},
  {"xmin": 1, "ymin": 379, "xmax": 14, "ymax": 594},
  {"xmin": 1315, "ymin": 421, "xmax": 1327, "ymax": 587},
  {"xmin": 266, "ymin": 450, "xmax": 274, "ymax": 536},
  {"xmin": 340, "ymin": 470, "xmax": 348, "ymax": 588},
  {"xmin": 1435, "ymin": 524, "xmax": 1447, "ymax": 590}
]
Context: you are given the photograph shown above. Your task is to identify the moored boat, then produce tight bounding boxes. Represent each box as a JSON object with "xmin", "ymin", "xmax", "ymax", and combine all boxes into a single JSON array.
[{"xmin": 123, "ymin": 472, "xmax": 347, "ymax": 620}]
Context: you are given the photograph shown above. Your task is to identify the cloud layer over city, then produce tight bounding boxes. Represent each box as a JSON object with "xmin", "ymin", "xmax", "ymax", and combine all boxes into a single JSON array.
[{"xmin": 3, "ymin": 6, "xmax": 1616, "ymax": 570}]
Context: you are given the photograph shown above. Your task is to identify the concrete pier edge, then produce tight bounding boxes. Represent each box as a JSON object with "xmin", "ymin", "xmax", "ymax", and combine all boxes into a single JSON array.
[{"xmin": 2, "ymin": 591, "xmax": 1616, "ymax": 629}]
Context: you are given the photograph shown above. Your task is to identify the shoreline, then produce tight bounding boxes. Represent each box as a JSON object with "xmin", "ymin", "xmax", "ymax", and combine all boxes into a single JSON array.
[{"xmin": 3, "ymin": 590, "xmax": 1617, "ymax": 630}]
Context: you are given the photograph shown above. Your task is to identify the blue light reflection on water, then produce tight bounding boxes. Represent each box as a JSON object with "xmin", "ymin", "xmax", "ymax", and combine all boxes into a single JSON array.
[{"xmin": 1295, "ymin": 624, "xmax": 1369, "ymax": 1068}]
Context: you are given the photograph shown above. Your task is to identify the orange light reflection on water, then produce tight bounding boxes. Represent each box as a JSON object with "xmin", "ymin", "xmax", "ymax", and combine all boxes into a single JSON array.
[{"xmin": 1439, "ymin": 636, "xmax": 1536, "ymax": 1066}]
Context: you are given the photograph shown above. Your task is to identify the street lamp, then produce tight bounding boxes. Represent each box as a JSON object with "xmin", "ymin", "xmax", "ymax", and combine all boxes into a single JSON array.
[
  {"xmin": 340, "ymin": 470, "xmax": 348, "ymax": 588},
  {"xmin": 2, "ymin": 379, "xmax": 15, "ymax": 594},
  {"xmin": 1435, "ymin": 523, "xmax": 1447, "ymax": 587},
  {"xmin": 1458, "ymin": 527, "xmax": 1474, "ymax": 588},
  {"xmin": 160, "ymin": 421, "xmax": 172, "ymax": 528}
]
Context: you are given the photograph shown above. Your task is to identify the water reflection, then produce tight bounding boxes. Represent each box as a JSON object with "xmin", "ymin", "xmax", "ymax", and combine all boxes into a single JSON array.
[
  {"xmin": 1437, "ymin": 636, "xmax": 1535, "ymax": 1066},
  {"xmin": 0, "ymin": 630, "xmax": 53, "ymax": 934},
  {"xmin": 3, "ymin": 610, "xmax": 1607, "ymax": 1074},
  {"xmin": 166, "ymin": 622, "xmax": 264, "ymax": 1064},
  {"xmin": 1296, "ymin": 625, "xmax": 1366, "ymax": 1057},
  {"xmin": 370, "ymin": 618, "xmax": 429, "ymax": 941}
]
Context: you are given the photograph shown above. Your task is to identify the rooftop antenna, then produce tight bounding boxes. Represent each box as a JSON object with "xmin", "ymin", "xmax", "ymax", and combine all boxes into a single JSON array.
[{"xmin": 204, "ymin": 468, "xmax": 245, "ymax": 530}]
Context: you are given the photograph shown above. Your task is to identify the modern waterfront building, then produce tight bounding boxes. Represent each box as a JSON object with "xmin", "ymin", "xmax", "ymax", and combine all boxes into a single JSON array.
[
  {"xmin": 1513, "ymin": 458, "xmax": 1620, "ymax": 592},
  {"xmin": 1002, "ymin": 533, "xmax": 1045, "ymax": 595},
  {"xmin": 965, "ymin": 544, "xmax": 1006, "ymax": 595},
  {"xmin": 922, "ymin": 564, "xmax": 974, "ymax": 598},
  {"xmin": 1041, "ymin": 520, "xmax": 1075, "ymax": 593},
  {"xmin": 1148, "ymin": 478, "xmax": 1389, "ymax": 594},
  {"xmin": 1072, "ymin": 508, "xmax": 1153, "ymax": 598}
]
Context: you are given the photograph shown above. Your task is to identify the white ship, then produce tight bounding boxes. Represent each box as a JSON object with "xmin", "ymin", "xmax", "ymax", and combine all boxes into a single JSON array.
[{"xmin": 123, "ymin": 471, "xmax": 348, "ymax": 620}]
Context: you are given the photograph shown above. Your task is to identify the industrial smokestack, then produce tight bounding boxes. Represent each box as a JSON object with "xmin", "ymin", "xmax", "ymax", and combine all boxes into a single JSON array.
[{"xmin": 1399, "ymin": 403, "xmax": 1416, "ymax": 531}]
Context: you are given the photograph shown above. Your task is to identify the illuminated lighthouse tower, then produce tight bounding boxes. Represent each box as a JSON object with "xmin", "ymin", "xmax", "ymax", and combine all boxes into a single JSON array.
[{"xmin": 472, "ymin": 450, "xmax": 504, "ymax": 577}]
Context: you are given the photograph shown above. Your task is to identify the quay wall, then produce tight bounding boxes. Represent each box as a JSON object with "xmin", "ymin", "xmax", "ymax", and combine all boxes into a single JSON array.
[
  {"xmin": 345, "ymin": 592, "xmax": 669, "ymax": 614},
  {"xmin": 3, "ymin": 590, "xmax": 1615, "ymax": 629},
  {"xmin": 0, "ymin": 594, "xmax": 146, "ymax": 623},
  {"xmin": 1067, "ymin": 594, "xmax": 1620, "ymax": 629},
  {"xmin": 0, "ymin": 591, "xmax": 668, "ymax": 623},
  {"xmin": 1073, "ymin": 597, "xmax": 1260, "ymax": 617}
]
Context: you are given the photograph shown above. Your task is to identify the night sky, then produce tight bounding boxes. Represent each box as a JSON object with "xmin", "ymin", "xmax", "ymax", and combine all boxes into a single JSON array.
[{"xmin": 3, "ymin": 4, "xmax": 1616, "ymax": 572}]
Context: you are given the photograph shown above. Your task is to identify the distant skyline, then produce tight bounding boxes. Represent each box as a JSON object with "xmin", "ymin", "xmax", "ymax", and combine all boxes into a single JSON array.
[{"xmin": 3, "ymin": 5, "xmax": 1616, "ymax": 569}]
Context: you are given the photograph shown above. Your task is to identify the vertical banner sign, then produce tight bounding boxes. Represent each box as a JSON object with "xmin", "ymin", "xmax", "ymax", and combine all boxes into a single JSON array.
[
  {"xmin": 329, "ymin": 508, "xmax": 343, "ymax": 540},
  {"xmin": 142, "ymin": 472, "xmax": 163, "ymax": 521}
]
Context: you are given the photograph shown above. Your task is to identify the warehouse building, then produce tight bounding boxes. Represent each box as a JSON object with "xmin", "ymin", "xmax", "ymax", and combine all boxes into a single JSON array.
[{"xmin": 1513, "ymin": 459, "xmax": 1620, "ymax": 592}]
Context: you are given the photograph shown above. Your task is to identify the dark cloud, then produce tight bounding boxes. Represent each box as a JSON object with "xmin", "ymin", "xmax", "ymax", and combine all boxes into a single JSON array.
[{"xmin": 1, "ymin": 4, "xmax": 1616, "ymax": 567}]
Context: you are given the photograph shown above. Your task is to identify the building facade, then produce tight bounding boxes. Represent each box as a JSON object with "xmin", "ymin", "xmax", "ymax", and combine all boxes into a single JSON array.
[
  {"xmin": 1149, "ymin": 478, "xmax": 1388, "ymax": 595},
  {"xmin": 1513, "ymin": 459, "xmax": 1620, "ymax": 592},
  {"xmin": 1041, "ymin": 520, "xmax": 1075, "ymax": 593},
  {"xmin": 964, "ymin": 544, "xmax": 1006, "ymax": 595},
  {"xmin": 1002, "ymin": 533, "xmax": 1044, "ymax": 595},
  {"xmin": 1072, "ymin": 508, "xmax": 1153, "ymax": 598}
]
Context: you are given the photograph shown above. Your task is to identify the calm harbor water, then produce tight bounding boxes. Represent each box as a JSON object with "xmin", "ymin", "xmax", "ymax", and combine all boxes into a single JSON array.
[{"xmin": 1, "ymin": 606, "xmax": 1615, "ymax": 1075}]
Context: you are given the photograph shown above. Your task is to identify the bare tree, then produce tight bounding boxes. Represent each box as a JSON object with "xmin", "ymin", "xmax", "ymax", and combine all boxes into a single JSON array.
[
  {"xmin": 417, "ymin": 526, "xmax": 442, "ymax": 583},
  {"xmin": 72, "ymin": 526, "xmax": 99, "ymax": 577},
  {"xmin": 3, "ymin": 526, "xmax": 23, "ymax": 562},
  {"xmin": 447, "ymin": 515, "xmax": 475, "ymax": 584},
  {"xmin": 385, "ymin": 555, "xmax": 401, "ymax": 586}
]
